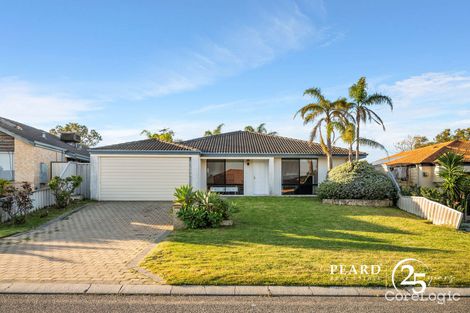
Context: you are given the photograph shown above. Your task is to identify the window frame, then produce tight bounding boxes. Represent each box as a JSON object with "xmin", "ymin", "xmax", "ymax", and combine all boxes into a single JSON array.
[
  {"xmin": 206, "ymin": 159, "xmax": 244, "ymax": 195},
  {"xmin": 0, "ymin": 152, "xmax": 14, "ymax": 181},
  {"xmin": 281, "ymin": 158, "xmax": 318, "ymax": 195}
]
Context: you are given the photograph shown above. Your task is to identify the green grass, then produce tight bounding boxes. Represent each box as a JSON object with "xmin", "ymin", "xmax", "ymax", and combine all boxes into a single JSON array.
[
  {"xmin": 141, "ymin": 197, "xmax": 470, "ymax": 286},
  {"xmin": 0, "ymin": 200, "xmax": 90, "ymax": 238}
]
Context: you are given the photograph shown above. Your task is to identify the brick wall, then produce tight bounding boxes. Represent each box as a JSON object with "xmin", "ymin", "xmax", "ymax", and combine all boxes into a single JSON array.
[{"xmin": 14, "ymin": 139, "xmax": 65, "ymax": 188}]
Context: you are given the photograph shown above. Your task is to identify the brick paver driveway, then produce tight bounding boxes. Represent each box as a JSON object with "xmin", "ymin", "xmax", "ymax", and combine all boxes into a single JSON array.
[{"xmin": 0, "ymin": 202, "xmax": 172, "ymax": 284}]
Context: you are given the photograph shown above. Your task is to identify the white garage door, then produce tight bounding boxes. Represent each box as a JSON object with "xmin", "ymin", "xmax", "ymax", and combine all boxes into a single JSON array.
[{"xmin": 99, "ymin": 156, "xmax": 190, "ymax": 201}]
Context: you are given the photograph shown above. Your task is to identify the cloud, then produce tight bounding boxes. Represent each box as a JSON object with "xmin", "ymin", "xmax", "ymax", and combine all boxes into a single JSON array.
[
  {"xmin": 189, "ymin": 94, "xmax": 302, "ymax": 114},
  {"xmin": 356, "ymin": 72, "xmax": 470, "ymax": 161},
  {"xmin": 119, "ymin": 2, "xmax": 329, "ymax": 100},
  {"xmin": 0, "ymin": 77, "xmax": 98, "ymax": 127}
]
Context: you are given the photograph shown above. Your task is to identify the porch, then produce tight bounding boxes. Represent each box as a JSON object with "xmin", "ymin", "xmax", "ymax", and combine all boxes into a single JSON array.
[{"xmin": 200, "ymin": 157, "xmax": 319, "ymax": 196}]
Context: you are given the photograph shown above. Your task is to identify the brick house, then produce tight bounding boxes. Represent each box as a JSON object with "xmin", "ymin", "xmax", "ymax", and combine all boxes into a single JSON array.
[{"xmin": 0, "ymin": 117, "xmax": 89, "ymax": 189}]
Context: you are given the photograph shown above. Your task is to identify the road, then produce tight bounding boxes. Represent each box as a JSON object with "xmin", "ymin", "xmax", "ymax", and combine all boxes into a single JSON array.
[{"xmin": 0, "ymin": 295, "xmax": 468, "ymax": 313}]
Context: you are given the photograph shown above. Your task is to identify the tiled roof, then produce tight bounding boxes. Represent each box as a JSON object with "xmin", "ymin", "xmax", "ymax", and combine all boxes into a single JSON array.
[
  {"xmin": 0, "ymin": 116, "xmax": 89, "ymax": 160},
  {"xmin": 182, "ymin": 131, "xmax": 354, "ymax": 155},
  {"xmin": 383, "ymin": 140, "xmax": 470, "ymax": 166},
  {"xmin": 92, "ymin": 131, "xmax": 358, "ymax": 156},
  {"xmin": 92, "ymin": 139, "xmax": 197, "ymax": 152}
]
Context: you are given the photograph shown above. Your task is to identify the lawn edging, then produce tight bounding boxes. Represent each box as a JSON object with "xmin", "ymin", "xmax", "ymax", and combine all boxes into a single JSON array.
[
  {"xmin": 322, "ymin": 199, "xmax": 393, "ymax": 207},
  {"xmin": 0, "ymin": 283, "xmax": 469, "ymax": 297},
  {"xmin": 0, "ymin": 201, "xmax": 90, "ymax": 239}
]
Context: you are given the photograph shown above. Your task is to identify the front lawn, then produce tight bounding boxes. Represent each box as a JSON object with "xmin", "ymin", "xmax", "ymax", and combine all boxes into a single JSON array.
[
  {"xmin": 141, "ymin": 197, "xmax": 470, "ymax": 286},
  {"xmin": 0, "ymin": 200, "xmax": 90, "ymax": 238}
]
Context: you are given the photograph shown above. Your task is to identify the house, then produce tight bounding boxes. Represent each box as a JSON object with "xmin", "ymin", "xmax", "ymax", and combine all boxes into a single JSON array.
[
  {"xmin": 89, "ymin": 131, "xmax": 366, "ymax": 200},
  {"xmin": 374, "ymin": 140, "xmax": 470, "ymax": 188},
  {"xmin": 0, "ymin": 117, "xmax": 90, "ymax": 189}
]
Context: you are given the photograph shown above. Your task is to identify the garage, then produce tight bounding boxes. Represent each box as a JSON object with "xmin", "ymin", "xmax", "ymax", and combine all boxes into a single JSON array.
[{"xmin": 98, "ymin": 156, "xmax": 190, "ymax": 201}]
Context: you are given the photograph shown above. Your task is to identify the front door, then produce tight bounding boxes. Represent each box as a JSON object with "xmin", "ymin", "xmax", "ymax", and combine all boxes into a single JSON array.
[{"xmin": 252, "ymin": 160, "xmax": 269, "ymax": 195}]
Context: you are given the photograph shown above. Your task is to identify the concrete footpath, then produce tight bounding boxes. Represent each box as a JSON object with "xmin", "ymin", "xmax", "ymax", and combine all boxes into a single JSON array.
[{"xmin": 0, "ymin": 283, "xmax": 469, "ymax": 296}]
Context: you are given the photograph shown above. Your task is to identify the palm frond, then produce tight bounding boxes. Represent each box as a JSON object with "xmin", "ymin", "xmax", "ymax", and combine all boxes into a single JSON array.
[
  {"xmin": 365, "ymin": 93, "xmax": 393, "ymax": 110},
  {"xmin": 303, "ymin": 87, "xmax": 325, "ymax": 102},
  {"xmin": 357, "ymin": 137, "xmax": 388, "ymax": 153}
]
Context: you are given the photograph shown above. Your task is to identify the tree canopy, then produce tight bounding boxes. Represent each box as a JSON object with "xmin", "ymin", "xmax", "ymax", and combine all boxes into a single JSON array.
[{"xmin": 49, "ymin": 122, "xmax": 102, "ymax": 147}]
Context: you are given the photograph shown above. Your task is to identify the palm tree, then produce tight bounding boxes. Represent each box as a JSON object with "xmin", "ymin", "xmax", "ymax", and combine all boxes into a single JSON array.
[
  {"xmin": 244, "ymin": 123, "xmax": 278, "ymax": 135},
  {"xmin": 204, "ymin": 124, "xmax": 224, "ymax": 136},
  {"xmin": 437, "ymin": 152, "xmax": 468, "ymax": 210},
  {"xmin": 336, "ymin": 117, "xmax": 387, "ymax": 162},
  {"xmin": 348, "ymin": 77, "xmax": 393, "ymax": 161},
  {"xmin": 141, "ymin": 128, "xmax": 175, "ymax": 142},
  {"xmin": 295, "ymin": 87, "xmax": 350, "ymax": 170}
]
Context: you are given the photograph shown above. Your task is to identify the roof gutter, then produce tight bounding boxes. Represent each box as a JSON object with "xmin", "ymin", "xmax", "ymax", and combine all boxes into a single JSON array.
[{"xmin": 89, "ymin": 150, "xmax": 201, "ymax": 155}]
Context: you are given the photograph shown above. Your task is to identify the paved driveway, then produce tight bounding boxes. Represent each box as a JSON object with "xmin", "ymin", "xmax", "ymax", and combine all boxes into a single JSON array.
[{"xmin": 0, "ymin": 202, "xmax": 172, "ymax": 284}]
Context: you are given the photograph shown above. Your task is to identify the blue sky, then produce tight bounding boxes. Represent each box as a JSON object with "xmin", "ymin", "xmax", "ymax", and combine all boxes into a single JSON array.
[{"xmin": 1, "ymin": 0, "xmax": 469, "ymax": 161}]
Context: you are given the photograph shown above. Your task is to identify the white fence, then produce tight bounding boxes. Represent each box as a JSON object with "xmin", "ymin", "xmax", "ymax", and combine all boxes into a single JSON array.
[
  {"xmin": 386, "ymin": 169, "xmax": 464, "ymax": 229},
  {"xmin": 397, "ymin": 196, "xmax": 464, "ymax": 229},
  {"xmin": 1, "ymin": 162, "xmax": 90, "ymax": 222},
  {"xmin": 51, "ymin": 162, "xmax": 90, "ymax": 199}
]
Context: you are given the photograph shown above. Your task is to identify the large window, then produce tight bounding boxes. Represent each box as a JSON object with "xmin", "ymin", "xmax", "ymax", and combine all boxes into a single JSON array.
[
  {"xmin": 0, "ymin": 152, "xmax": 14, "ymax": 181},
  {"xmin": 207, "ymin": 160, "xmax": 244, "ymax": 195},
  {"xmin": 282, "ymin": 159, "xmax": 318, "ymax": 195}
]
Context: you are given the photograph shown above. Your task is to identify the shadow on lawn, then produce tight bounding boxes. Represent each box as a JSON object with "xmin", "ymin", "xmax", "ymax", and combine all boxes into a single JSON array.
[{"xmin": 169, "ymin": 199, "xmax": 447, "ymax": 254}]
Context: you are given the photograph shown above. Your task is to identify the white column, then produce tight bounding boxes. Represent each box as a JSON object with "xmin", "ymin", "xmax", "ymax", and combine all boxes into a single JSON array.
[
  {"xmin": 190, "ymin": 155, "xmax": 201, "ymax": 190},
  {"xmin": 268, "ymin": 157, "xmax": 275, "ymax": 195},
  {"xmin": 90, "ymin": 154, "xmax": 100, "ymax": 200}
]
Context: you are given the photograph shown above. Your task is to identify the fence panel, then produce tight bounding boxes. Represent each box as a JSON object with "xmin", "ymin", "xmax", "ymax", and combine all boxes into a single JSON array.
[
  {"xmin": 76, "ymin": 163, "xmax": 90, "ymax": 199},
  {"xmin": 1, "ymin": 188, "xmax": 56, "ymax": 223},
  {"xmin": 397, "ymin": 195, "xmax": 463, "ymax": 229},
  {"xmin": 51, "ymin": 162, "xmax": 67, "ymax": 178}
]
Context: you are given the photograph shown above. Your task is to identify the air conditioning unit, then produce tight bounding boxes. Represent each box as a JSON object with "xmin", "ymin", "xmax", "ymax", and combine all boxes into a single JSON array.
[{"xmin": 60, "ymin": 132, "xmax": 81, "ymax": 143}]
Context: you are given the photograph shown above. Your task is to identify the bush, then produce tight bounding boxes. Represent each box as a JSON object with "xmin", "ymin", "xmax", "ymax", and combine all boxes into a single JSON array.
[
  {"xmin": 419, "ymin": 186, "xmax": 444, "ymax": 203},
  {"xmin": 0, "ymin": 179, "xmax": 11, "ymax": 197},
  {"xmin": 12, "ymin": 182, "xmax": 33, "ymax": 224},
  {"xmin": 174, "ymin": 185, "xmax": 233, "ymax": 229},
  {"xmin": 318, "ymin": 161, "xmax": 398, "ymax": 200},
  {"xmin": 48, "ymin": 176, "xmax": 83, "ymax": 209},
  {"xmin": 0, "ymin": 182, "xmax": 33, "ymax": 224}
]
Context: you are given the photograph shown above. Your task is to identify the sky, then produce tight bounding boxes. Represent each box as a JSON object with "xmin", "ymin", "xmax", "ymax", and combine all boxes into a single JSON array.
[{"xmin": 1, "ymin": 0, "xmax": 469, "ymax": 161}]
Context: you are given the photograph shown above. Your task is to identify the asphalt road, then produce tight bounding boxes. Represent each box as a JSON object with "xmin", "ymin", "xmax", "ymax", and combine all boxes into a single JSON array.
[{"xmin": 0, "ymin": 295, "xmax": 469, "ymax": 313}]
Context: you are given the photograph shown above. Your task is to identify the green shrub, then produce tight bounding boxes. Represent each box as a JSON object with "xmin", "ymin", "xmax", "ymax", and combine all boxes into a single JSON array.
[
  {"xmin": 48, "ymin": 176, "xmax": 83, "ymax": 209},
  {"xmin": 0, "ymin": 179, "xmax": 11, "ymax": 197},
  {"xmin": 174, "ymin": 185, "xmax": 233, "ymax": 229},
  {"xmin": 419, "ymin": 186, "xmax": 444, "ymax": 203},
  {"xmin": 317, "ymin": 161, "xmax": 398, "ymax": 200}
]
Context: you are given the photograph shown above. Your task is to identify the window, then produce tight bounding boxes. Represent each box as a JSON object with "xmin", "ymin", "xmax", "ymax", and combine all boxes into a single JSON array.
[
  {"xmin": 282, "ymin": 159, "xmax": 318, "ymax": 195},
  {"xmin": 207, "ymin": 160, "xmax": 244, "ymax": 195},
  {"xmin": 0, "ymin": 152, "xmax": 14, "ymax": 181}
]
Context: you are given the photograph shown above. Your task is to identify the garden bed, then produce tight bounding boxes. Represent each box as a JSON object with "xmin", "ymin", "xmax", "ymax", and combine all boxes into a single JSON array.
[{"xmin": 322, "ymin": 199, "xmax": 393, "ymax": 207}]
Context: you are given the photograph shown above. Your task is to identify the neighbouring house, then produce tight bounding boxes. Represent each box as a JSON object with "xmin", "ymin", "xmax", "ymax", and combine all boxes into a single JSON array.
[
  {"xmin": 0, "ymin": 117, "xmax": 90, "ymax": 189},
  {"xmin": 374, "ymin": 140, "xmax": 470, "ymax": 188},
  {"xmin": 89, "ymin": 131, "xmax": 366, "ymax": 201}
]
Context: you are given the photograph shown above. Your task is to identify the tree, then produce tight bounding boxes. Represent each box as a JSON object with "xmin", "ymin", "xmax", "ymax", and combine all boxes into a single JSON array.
[
  {"xmin": 394, "ymin": 135, "xmax": 429, "ymax": 152},
  {"xmin": 348, "ymin": 77, "xmax": 393, "ymax": 161},
  {"xmin": 437, "ymin": 152, "xmax": 469, "ymax": 211},
  {"xmin": 244, "ymin": 123, "xmax": 278, "ymax": 135},
  {"xmin": 49, "ymin": 123, "xmax": 102, "ymax": 147},
  {"xmin": 336, "ymin": 112, "xmax": 387, "ymax": 162},
  {"xmin": 141, "ymin": 128, "xmax": 175, "ymax": 142},
  {"xmin": 295, "ymin": 87, "xmax": 350, "ymax": 170},
  {"xmin": 435, "ymin": 128, "xmax": 470, "ymax": 143},
  {"xmin": 204, "ymin": 124, "xmax": 224, "ymax": 136}
]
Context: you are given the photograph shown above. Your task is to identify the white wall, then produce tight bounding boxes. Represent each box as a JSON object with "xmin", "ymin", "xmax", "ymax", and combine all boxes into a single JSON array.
[
  {"xmin": 199, "ymin": 159, "xmax": 207, "ymax": 191},
  {"xmin": 90, "ymin": 155, "xmax": 99, "ymax": 200},
  {"xmin": 418, "ymin": 165, "xmax": 435, "ymax": 188},
  {"xmin": 273, "ymin": 158, "xmax": 282, "ymax": 195},
  {"xmin": 317, "ymin": 156, "xmax": 348, "ymax": 184}
]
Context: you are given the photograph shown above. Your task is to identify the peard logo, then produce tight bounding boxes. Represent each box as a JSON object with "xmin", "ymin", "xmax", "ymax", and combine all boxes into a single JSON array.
[{"xmin": 391, "ymin": 258, "xmax": 431, "ymax": 295}]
